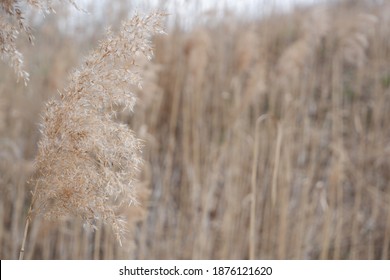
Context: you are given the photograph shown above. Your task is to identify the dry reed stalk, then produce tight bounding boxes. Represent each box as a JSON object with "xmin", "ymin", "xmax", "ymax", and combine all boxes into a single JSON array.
[
  {"xmin": 0, "ymin": 199, "xmax": 4, "ymax": 252},
  {"xmin": 250, "ymin": 114, "xmax": 268, "ymax": 259},
  {"xmin": 382, "ymin": 204, "xmax": 390, "ymax": 259},
  {"xmin": 19, "ymin": 11, "xmax": 166, "ymax": 259},
  {"xmin": 271, "ymin": 122, "xmax": 283, "ymax": 206}
]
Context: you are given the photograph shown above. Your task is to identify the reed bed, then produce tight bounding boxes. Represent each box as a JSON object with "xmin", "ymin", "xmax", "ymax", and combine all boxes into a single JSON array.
[{"xmin": 1, "ymin": 0, "xmax": 390, "ymax": 259}]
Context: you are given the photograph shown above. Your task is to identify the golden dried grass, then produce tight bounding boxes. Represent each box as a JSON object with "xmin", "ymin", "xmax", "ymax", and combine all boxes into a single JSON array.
[{"xmin": 1, "ymin": 0, "xmax": 390, "ymax": 260}]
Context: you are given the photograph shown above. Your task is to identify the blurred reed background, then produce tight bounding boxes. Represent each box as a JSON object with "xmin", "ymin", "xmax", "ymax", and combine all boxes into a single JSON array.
[{"xmin": 1, "ymin": 0, "xmax": 390, "ymax": 259}]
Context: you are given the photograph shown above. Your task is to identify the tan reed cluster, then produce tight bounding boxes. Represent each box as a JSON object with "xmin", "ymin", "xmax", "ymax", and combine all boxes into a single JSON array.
[
  {"xmin": 19, "ymin": 11, "xmax": 166, "ymax": 257},
  {"xmin": 1, "ymin": 0, "xmax": 390, "ymax": 260}
]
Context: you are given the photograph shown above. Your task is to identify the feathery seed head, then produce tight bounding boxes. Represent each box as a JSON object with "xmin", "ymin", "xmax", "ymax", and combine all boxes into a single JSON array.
[{"xmin": 32, "ymin": 11, "xmax": 166, "ymax": 244}]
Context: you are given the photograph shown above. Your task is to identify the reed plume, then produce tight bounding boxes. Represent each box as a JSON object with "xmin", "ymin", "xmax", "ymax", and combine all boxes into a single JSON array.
[
  {"xmin": 0, "ymin": 0, "xmax": 81, "ymax": 84},
  {"xmin": 19, "ymin": 11, "xmax": 166, "ymax": 259}
]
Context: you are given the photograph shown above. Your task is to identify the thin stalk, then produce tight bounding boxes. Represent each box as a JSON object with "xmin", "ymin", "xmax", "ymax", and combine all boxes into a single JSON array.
[
  {"xmin": 19, "ymin": 218, "xmax": 30, "ymax": 260},
  {"xmin": 271, "ymin": 122, "xmax": 283, "ymax": 206},
  {"xmin": 19, "ymin": 184, "xmax": 38, "ymax": 260},
  {"xmin": 250, "ymin": 115, "xmax": 268, "ymax": 260}
]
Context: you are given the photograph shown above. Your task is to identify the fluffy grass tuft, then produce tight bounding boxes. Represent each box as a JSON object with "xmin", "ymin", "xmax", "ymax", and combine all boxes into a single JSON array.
[{"xmin": 19, "ymin": 11, "xmax": 166, "ymax": 258}]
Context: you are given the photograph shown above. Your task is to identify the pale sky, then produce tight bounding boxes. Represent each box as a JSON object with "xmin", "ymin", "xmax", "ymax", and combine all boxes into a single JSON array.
[
  {"xmin": 76, "ymin": 0, "xmax": 324, "ymax": 19},
  {"xmin": 65, "ymin": 0, "xmax": 324, "ymax": 31}
]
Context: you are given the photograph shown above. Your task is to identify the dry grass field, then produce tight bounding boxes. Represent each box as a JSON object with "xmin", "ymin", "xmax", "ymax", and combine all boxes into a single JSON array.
[{"xmin": 1, "ymin": 0, "xmax": 390, "ymax": 259}]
